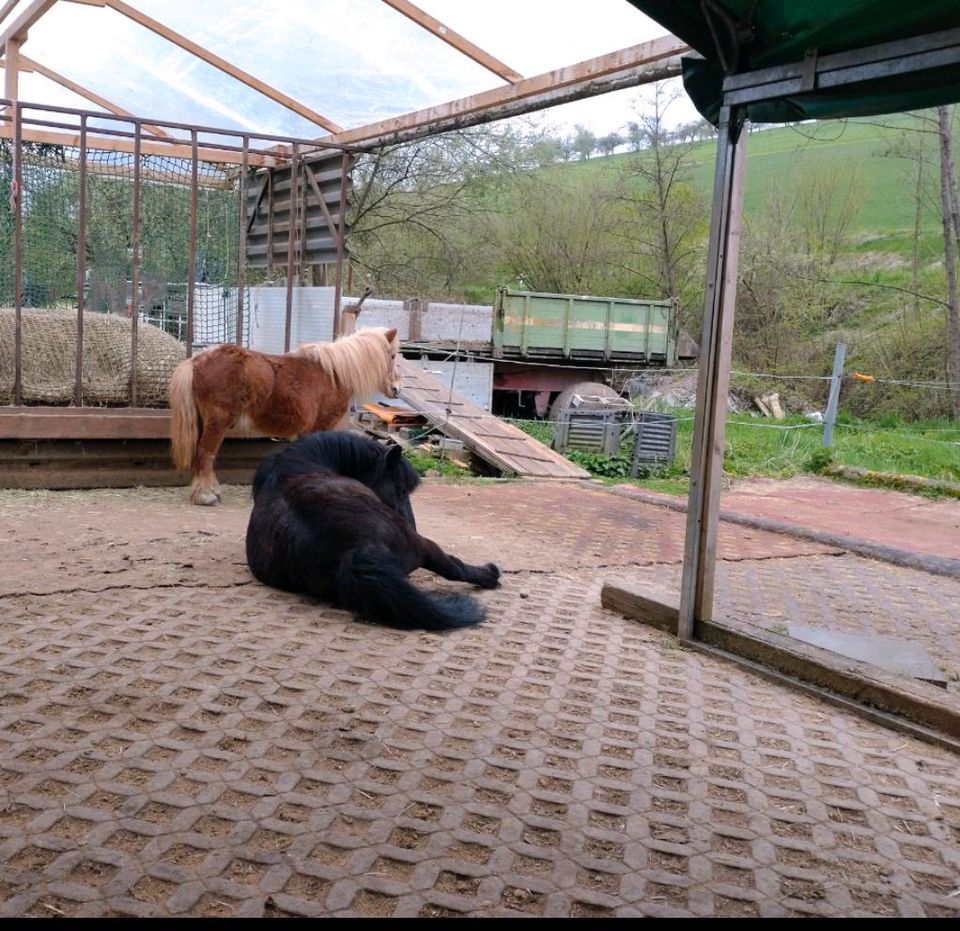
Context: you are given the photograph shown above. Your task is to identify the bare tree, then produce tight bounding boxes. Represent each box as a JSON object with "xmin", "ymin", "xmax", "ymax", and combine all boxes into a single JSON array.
[
  {"xmin": 614, "ymin": 84, "xmax": 707, "ymax": 326},
  {"xmin": 489, "ymin": 167, "xmax": 623, "ymax": 295},
  {"xmin": 937, "ymin": 105, "xmax": 960, "ymax": 419},
  {"xmin": 795, "ymin": 161, "xmax": 865, "ymax": 268},
  {"xmin": 348, "ymin": 128, "xmax": 517, "ymax": 297}
]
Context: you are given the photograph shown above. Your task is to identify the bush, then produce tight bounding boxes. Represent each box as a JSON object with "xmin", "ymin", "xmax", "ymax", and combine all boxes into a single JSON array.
[
  {"xmin": 804, "ymin": 446, "xmax": 834, "ymax": 474},
  {"xmin": 402, "ymin": 447, "xmax": 465, "ymax": 478},
  {"xmin": 566, "ymin": 449, "xmax": 633, "ymax": 478}
]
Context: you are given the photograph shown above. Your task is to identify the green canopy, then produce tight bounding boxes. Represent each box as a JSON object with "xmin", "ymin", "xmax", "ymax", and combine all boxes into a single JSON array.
[{"xmin": 628, "ymin": 2, "xmax": 960, "ymax": 124}]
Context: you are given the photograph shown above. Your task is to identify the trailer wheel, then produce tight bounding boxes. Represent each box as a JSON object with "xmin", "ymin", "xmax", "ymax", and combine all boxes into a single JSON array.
[{"xmin": 548, "ymin": 381, "xmax": 621, "ymax": 424}]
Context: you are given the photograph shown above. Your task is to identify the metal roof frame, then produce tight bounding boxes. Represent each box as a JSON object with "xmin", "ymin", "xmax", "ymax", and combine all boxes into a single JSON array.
[{"xmin": 0, "ymin": 0, "xmax": 690, "ymax": 159}]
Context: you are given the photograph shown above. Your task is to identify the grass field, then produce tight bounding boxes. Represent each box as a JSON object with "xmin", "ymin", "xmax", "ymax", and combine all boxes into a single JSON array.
[
  {"xmin": 512, "ymin": 412, "xmax": 960, "ymax": 497},
  {"xmin": 570, "ymin": 112, "xmax": 940, "ymax": 245}
]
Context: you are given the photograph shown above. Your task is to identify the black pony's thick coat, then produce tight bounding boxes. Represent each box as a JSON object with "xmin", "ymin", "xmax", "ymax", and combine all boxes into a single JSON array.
[{"xmin": 246, "ymin": 431, "xmax": 500, "ymax": 630}]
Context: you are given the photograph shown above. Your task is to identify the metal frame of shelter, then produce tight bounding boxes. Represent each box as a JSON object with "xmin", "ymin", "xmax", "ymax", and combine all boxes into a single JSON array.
[
  {"xmin": 0, "ymin": 0, "xmax": 688, "ymax": 412},
  {"xmin": 591, "ymin": 6, "xmax": 960, "ymax": 742},
  {"xmin": 670, "ymin": 25, "xmax": 960, "ymax": 638}
]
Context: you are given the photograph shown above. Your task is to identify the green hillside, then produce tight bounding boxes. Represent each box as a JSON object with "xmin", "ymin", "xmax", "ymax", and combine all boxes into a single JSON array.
[
  {"xmin": 723, "ymin": 119, "xmax": 925, "ymax": 232},
  {"xmin": 586, "ymin": 113, "xmax": 937, "ymax": 240}
]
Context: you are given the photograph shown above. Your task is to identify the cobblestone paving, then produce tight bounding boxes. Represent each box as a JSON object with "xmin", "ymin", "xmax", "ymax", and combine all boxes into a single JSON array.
[{"xmin": 0, "ymin": 483, "xmax": 957, "ymax": 917}]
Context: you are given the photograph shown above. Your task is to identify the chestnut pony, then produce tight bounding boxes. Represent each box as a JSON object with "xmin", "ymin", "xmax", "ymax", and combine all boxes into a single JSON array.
[{"xmin": 169, "ymin": 327, "xmax": 401, "ymax": 505}]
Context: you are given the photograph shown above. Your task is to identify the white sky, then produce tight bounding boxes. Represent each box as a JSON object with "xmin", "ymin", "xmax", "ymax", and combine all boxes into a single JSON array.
[{"xmin": 6, "ymin": 0, "xmax": 699, "ymax": 141}]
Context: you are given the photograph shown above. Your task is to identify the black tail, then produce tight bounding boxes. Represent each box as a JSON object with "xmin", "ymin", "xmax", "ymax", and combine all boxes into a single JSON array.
[{"xmin": 335, "ymin": 545, "xmax": 486, "ymax": 631}]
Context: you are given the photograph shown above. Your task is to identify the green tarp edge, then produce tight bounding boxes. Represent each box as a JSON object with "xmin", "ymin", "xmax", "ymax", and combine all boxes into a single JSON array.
[{"xmin": 629, "ymin": 1, "xmax": 960, "ymax": 124}]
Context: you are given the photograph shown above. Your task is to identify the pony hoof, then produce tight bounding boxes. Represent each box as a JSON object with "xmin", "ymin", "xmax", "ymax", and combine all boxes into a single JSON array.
[
  {"xmin": 191, "ymin": 489, "xmax": 221, "ymax": 506},
  {"xmin": 479, "ymin": 562, "xmax": 501, "ymax": 589}
]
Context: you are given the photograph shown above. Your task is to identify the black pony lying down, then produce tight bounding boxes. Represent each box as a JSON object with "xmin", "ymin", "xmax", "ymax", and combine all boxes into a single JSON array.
[{"xmin": 245, "ymin": 431, "xmax": 500, "ymax": 630}]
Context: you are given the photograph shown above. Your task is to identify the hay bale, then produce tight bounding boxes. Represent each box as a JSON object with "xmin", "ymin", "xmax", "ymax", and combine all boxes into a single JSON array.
[{"xmin": 0, "ymin": 308, "xmax": 185, "ymax": 407}]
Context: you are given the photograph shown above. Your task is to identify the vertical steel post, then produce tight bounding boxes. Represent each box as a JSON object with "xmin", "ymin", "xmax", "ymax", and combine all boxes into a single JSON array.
[
  {"xmin": 129, "ymin": 120, "xmax": 142, "ymax": 407},
  {"xmin": 236, "ymin": 135, "xmax": 248, "ymax": 345},
  {"xmin": 299, "ymin": 153, "xmax": 308, "ymax": 286},
  {"xmin": 284, "ymin": 143, "xmax": 298, "ymax": 353},
  {"xmin": 332, "ymin": 151, "xmax": 349, "ymax": 339},
  {"xmin": 186, "ymin": 129, "xmax": 198, "ymax": 357},
  {"xmin": 678, "ymin": 106, "xmax": 748, "ymax": 639},
  {"xmin": 266, "ymin": 173, "xmax": 274, "ymax": 275},
  {"xmin": 12, "ymin": 100, "xmax": 23, "ymax": 405},
  {"xmin": 822, "ymin": 342, "xmax": 846, "ymax": 447},
  {"xmin": 74, "ymin": 113, "xmax": 88, "ymax": 406}
]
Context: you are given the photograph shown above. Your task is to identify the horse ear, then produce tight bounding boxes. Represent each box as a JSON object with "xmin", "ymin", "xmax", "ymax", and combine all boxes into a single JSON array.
[
  {"xmin": 384, "ymin": 328, "xmax": 397, "ymax": 344},
  {"xmin": 386, "ymin": 444, "xmax": 403, "ymax": 467}
]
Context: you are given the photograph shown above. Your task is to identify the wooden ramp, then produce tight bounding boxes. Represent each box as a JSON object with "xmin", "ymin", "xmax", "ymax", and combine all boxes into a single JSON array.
[{"xmin": 397, "ymin": 359, "xmax": 589, "ymax": 479}]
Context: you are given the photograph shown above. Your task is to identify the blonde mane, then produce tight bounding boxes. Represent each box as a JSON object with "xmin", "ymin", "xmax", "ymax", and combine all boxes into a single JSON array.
[{"xmin": 296, "ymin": 327, "xmax": 396, "ymax": 397}]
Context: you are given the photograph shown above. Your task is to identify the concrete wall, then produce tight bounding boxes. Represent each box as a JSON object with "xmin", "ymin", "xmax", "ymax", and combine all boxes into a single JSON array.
[
  {"xmin": 346, "ymin": 297, "xmax": 492, "ymax": 344},
  {"xmin": 245, "ymin": 286, "xmax": 336, "ymax": 352}
]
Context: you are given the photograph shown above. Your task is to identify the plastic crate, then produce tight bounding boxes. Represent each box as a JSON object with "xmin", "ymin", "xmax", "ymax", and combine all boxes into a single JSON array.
[
  {"xmin": 554, "ymin": 408, "xmax": 624, "ymax": 455},
  {"xmin": 630, "ymin": 412, "xmax": 677, "ymax": 475}
]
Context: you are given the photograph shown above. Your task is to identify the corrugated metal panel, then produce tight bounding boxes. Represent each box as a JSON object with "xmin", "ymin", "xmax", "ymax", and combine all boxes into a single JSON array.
[{"xmin": 245, "ymin": 152, "xmax": 352, "ymax": 269}]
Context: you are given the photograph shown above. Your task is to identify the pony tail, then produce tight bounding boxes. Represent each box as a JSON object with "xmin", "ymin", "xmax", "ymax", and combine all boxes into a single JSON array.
[
  {"xmin": 168, "ymin": 359, "xmax": 199, "ymax": 470},
  {"xmin": 335, "ymin": 545, "xmax": 486, "ymax": 630}
]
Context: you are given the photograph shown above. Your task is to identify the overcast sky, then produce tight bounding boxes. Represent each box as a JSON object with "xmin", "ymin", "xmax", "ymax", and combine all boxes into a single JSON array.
[{"xmin": 9, "ymin": 0, "xmax": 699, "ymax": 142}]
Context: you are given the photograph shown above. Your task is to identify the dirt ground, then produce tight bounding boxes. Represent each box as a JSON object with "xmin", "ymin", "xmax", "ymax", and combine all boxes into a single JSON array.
[{"xmin": 0, "ymin": 479, "xmax": 958, "ymax": 917}]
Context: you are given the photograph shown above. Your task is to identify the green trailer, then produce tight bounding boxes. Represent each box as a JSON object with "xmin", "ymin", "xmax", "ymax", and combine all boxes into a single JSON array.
[{"xmin": 493, "ymin": 287, "xmax": 678, "ymax": 366}]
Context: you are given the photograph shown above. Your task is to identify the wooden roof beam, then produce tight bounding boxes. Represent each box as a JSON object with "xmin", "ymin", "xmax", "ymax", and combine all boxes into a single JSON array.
[
  {"xmin": 317, "ymin": 33, "xmax": 689, "ymax": 150},
  {"xmin": 382, "ymin": 0, "xmax": 523, "ymax": 84},
  {"xmin": 0, "ymin": 122, "xmax": 282, "ymax": 167},
  {"xmin": 1, "ymin": 53, "xmax": 173, "ymax": 138},
  {"xmin": 0, "ymin": 1, "xmax": 23, "ymax": 27},
  {"xmin": 62, "ymin": 0, "xmax": 343, "ymax": 133},
  {"xmin": 0, "ymin": 0, "xmax": 57, "ymax": 46}
]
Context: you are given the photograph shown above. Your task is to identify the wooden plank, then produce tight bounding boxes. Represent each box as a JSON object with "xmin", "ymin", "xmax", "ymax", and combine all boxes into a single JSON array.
[
  {"xmin": 604, "ymin": 580, "xmax": 960, "ymax": 747},
  {"xmin": 0, "ymin": 1, "xmax": 23, "ymax": 26},
  {"xmin": 3, "ymin": 34, "xmax": 18, "ymax": 103},
  {"xmin": 101, "ymin": 0, "xmax": 343, "ymax": 133},
  {"xmin": 0, "ymin": 435, "xmax": 278, "ymax": 490},
  {"xmin": 397, "ymin": 359, "xmax": 588, "ymax": 479},
  {"xmin": 8, "ymin": 53, "xmax": 172, "ymax": 138},
  {"xmin": 601, "ymin": 583, "xmax": 680, "ymax": 632},
  {"xmin": 0, "ymin": 123, "xmax": 280, "ymax": 166},
  {"xmin": 0, "ymin": 406, "xmax": 268, "ymax": 440},
  {"xmin": 317, "ymin": 35, "xmax": 687, "ymax": 148},
  {"xmin": 382, "ymin": 0, "xmax": 523, "ymax": 83},
  {"xmin": 0, "ymin": 0, "xmax": 56, "ymax": 46}
]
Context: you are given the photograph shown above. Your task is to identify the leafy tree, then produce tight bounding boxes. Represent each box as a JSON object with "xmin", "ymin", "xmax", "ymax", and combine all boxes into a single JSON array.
[
  {"xmin": 597, "ymin": 132, "xmax": 623, "ymax": 156},
  {"xmin": 571, "ymin": 125, "xmax": 597, "ymax": 161}
]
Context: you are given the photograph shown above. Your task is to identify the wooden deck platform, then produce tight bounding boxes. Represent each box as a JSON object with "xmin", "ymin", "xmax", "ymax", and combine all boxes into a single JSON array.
[{"xmin": 397, "ymin": 359, "xmax": 589, "ymax": 479}]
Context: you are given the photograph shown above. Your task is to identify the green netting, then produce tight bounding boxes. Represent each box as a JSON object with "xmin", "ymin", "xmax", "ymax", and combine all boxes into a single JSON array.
[
  {"xmin": 630, "ymin": 1, "xmax": 960, "ymax": 124},
  {"xmin": 0, "ymin": 141, "xmax": 249, "ymax": 349}
]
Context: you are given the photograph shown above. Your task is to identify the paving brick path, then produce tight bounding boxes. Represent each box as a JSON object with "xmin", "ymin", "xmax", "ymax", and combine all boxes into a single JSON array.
[{"xmin": 0, "ymin": 482, "xmax": 957, "ymax": 917}]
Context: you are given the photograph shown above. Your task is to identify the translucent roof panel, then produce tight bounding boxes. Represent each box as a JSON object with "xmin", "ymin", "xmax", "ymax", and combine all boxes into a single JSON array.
[{"xmin": 6, "ymin": 0, "xmax": 683, "ymax": 142}]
